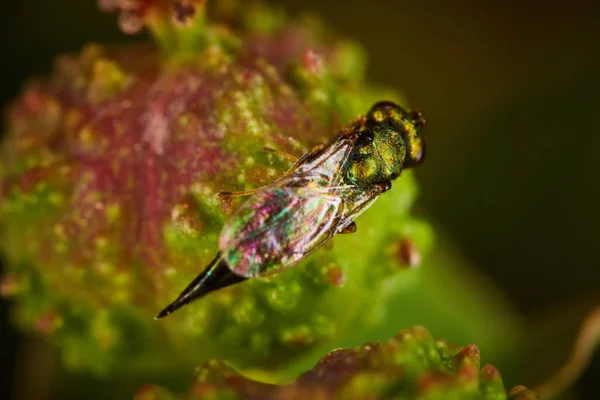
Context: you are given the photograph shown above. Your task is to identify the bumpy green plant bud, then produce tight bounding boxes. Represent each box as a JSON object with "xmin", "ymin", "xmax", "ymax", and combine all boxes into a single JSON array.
[
  {"xmin": 135, "ymin": 326, "xmax": 534, "ymax": 400},
  {"xmin": 0, "ymin": 0, "xmax": 431, "ymax": 375}
]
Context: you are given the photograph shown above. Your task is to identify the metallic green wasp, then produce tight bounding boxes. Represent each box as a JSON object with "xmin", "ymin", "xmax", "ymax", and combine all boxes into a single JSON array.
[{"xmin": 156, "ymin": 101, "xmax": 425, "ymax": 319}]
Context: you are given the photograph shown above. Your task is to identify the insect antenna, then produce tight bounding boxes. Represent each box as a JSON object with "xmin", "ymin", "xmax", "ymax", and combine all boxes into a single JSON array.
[{"xmin": 155, "ymin": 253, "xmax": 247, "ymax": 319}]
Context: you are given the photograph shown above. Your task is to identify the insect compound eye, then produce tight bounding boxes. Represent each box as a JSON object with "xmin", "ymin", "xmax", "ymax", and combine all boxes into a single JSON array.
[
  {"xmin": 369, "ymin": 101, "xmax": 400, "ymax": 114},
  {"xmin": 409, "ymin": 110, "xmax": 426, "ymax": 128},
  {"xmin": 368, "ymin": 100, "xmax": 409, "ymax": 120},
  {"xmin": 412, "ymin": 140, "xmax": 426, "ymax": 166},
  {"xmin": 367, "ymin": 101, "xmax": 411, "ymax": 131},
  {"xmin": 404, "ymin": 136, "xmax": 426, "ymax": 168}
]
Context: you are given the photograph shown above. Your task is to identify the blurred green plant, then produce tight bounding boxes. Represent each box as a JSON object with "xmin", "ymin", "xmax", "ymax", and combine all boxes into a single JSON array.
[
  {"xmin": 0, "ymin": 0, "xmax": 531, "ymax": 396},
  {"xmin": 135, "ymin": 326, "xmax": 536, "ymax": 400}
]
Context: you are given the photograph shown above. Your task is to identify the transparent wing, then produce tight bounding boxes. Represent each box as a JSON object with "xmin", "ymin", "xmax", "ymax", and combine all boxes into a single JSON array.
[
  {"xmin": 218, "ymin": 128, "xmax": 382, "ymax": 278},
  {"xmin": 219, "ymin": 177, "xmax": 344, "ymax": 278}
]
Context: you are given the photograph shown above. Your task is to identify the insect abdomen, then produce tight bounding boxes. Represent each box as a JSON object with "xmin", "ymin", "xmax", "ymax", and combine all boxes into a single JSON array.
[{"xmin": 156, "ymin": 253, "xmax": 247, "ymax": 319}]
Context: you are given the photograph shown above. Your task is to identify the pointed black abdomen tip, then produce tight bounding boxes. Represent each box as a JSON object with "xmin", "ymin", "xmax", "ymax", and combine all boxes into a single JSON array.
[
  {"xmin": 154, "ymin": 290, "xmax": 205, "ymax": 320},
  {"xmin": 153, "ymin": 253, "xmax": 248, "ymax": 320},
  {"xmin": 154, "ymin": 289, "xmax": 199, "ymax": 320},
  {"xmin": 155, "ymin": 307, "xmax": 172, "ymax": 320},
  {"xmin": 155, "ymin": 299, "xmax": 179, "ymax": 319}
]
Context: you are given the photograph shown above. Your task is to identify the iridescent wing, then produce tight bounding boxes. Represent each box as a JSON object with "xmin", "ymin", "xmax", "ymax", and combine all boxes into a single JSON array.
[
  {"xmin": 284, "ymin": 125, "xmax": 362, "ymax": 184},
  {"xmin": 219, "ymin": 174, "xmax": 389, "ymax": 278},
  {"xmin": 219, "ymin": 175, "xmax": 342, "ymax": 278}
]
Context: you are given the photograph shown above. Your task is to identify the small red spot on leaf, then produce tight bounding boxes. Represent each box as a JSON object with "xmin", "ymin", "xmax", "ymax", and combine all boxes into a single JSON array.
[
  {"xmin": 34, "ymin": 311, "xmax": 62, "ymax": 335},
  {"xmin": 303, "ymin": 49, "xmax": 323, "ymax": 74},
  {"xmin": 326, "ymin": 266, "xmax": 345, "ymax": 287},
  {"xmin": 397, "ymin": 237, "xmax": 421, "ymax": 268}
]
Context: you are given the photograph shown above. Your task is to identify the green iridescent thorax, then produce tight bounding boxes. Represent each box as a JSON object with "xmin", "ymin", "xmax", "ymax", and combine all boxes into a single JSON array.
[
  {"xmin": 344, "ymin": 124, "xmax": 406, "ymax": 186},
  {"xmin": 344, "ymin": 101, "xmax": 426, "ymax": 186}
]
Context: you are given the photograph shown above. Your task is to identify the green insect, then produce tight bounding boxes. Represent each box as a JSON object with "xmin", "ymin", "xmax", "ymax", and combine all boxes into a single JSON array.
[{"xmin": 156, "ymin": 101, "xmax": 425, "ymax": 319}]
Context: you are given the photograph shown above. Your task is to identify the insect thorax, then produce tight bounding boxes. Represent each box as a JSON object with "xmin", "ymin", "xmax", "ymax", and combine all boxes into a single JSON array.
[{"xmin": 344, "ymin": 122, "xmax": 407, "ymax": 186}]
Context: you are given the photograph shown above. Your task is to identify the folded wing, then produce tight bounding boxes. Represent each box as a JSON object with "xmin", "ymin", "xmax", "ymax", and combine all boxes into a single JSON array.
[{"xmin": 219, "ymin": 177, "xmax": 343, "ymax": 278}]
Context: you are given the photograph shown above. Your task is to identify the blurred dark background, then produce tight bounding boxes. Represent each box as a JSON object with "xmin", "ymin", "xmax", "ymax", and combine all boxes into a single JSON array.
[{"xmin": 2, "ymin": 0, "xmax": 599, "ymax": 398}]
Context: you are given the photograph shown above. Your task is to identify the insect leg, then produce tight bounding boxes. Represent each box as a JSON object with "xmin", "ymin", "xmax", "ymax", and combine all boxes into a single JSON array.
[
  {"xmin": 218, "ymin": 188, "xmax": 265, "ymax": 199},
  {"xmin": 286, "ymin": 143, "xmax": 326, "ymax": 173},
  {"xmin": 263, "ymin": 146, "xmax": 299, "ymax": 162},
  {"xmin": 298, "ymin": 143, "xmax": 326, "ymax": 163},
  {"xmin": 335, "ymin": 182, "xmax": 391, "ymax": 227},
  {"xmin": 220, "ymin": 142, "xmax": 329, "ymax": 201},
  {"xmin": 339, "ymin": 221, "xmax": 357, "ymax": 234},
  {"xmin": 220, "ymin": 142, "xmax": 331, "ymax": 202},
  {"xmin": 377, "ymin": 182, "xmax": 392, "ymax": 193}
]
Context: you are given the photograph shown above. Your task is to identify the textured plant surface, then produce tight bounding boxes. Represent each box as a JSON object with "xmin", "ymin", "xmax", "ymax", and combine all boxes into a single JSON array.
[
  {"xmin": 135, "ymin": 326, "xmax": 537, "ymax": 400},
  {"xmin": 0, "ymin": 0, "xmax": 436, "ymax": 376}
]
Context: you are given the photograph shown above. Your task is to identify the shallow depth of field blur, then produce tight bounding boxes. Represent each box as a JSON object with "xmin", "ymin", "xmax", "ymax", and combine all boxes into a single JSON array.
[{"xmin": 1, "ymin": 0, "xmax": 599, "ymax": 399}]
